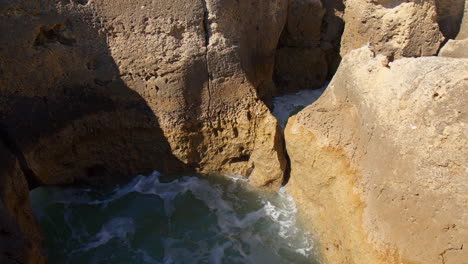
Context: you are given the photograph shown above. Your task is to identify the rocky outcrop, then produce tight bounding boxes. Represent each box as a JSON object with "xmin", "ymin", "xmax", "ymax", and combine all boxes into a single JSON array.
[
  {"xmin": 0, "ymin": 0, "xmax": 288, "ymax": 187},
  {"xmin": 340, "ymin": 0, "xmax": 445, "ymax": 58},
  {"xmin": 439, "ymin": 38, "xmax": 468, "ymax": 58},
  {"xmin": 286, "ymin": 46, "xmax": 467, "ymax": 264},
  {"xmin": 2, "ymin": 0, "xmax": 465, "ymax": 263}
]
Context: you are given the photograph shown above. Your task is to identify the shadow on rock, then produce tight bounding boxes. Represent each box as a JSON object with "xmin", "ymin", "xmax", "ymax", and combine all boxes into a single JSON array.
[{"xmin": 0, "ymin": 1, "xmax": 187, "ymax": 263}]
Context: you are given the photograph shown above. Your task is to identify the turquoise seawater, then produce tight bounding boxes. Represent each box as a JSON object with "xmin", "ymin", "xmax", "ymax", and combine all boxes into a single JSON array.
[{"xmin": 30, "ymin": 172, "xmax": 319, "ymax": 264}]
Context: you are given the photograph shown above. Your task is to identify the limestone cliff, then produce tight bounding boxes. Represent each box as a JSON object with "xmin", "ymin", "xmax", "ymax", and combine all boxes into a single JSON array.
[{"xmin": 286, "ymin": 46, "xmax": 467, "ymax": 264}]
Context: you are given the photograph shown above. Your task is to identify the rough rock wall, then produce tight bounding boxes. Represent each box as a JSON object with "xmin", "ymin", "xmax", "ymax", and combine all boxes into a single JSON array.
[
  {"xmin": 274, "ymin": 0, "xmax": 327, "ymax": 94},
  {"xmin": 340, "ymin": 0, "xmax": 445, "ymax": 58},
  {"xmin": 286, "ymin": 46, "xmax": 468, "ymax": 264},
  {"xmin": 73, "ymin": 0, "xmax": 288, "ymax": 189},
  {"xmin": 0, "ymin": 0, "xmax": 289, "ymax": 189},
  {"xmin": 0, "ymin": 0, "xmax": 187, "ymax": 186},
  {"xmin": 320, "ymin": 0, "xmax": 345, "ymax": 78}
]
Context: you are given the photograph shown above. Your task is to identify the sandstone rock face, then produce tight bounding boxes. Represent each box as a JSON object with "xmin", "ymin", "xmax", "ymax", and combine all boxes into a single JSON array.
[
  {"xmin": 340, "ymin": 0, "xmax": 445, "ymax": 58},
  {"xmin": 0, "ymin": 0, "xmax": 288, "ymax": 188},
  {"xmin": 86, "ymin": 0, "xmax": 289, "ymax": 189},
  {"xmin": 1, "ymin": 0, "xmax": 289, "ymax": 262},
  {"xmin": 286, "ymin": 46, "xmax": 468, "ymax": 264},
  {"xmin": 320, "ymin": 0, "xmax": 346, "ymax": 79}
]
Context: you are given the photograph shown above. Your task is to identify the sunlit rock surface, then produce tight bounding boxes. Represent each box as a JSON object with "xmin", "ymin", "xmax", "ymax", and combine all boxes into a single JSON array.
[
  {"xmin": 286, "ymin": 46, "xmax": 468, "ymax": 264},
  {"xmin": 340, "ymin": 0, "xmax": 445, "ymax": 58}
]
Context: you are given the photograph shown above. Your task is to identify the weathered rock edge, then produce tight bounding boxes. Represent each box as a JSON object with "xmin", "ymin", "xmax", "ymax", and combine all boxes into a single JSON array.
[{"xmin": 286, "ymin": 46, "xmax": 467, "ymax": 264}]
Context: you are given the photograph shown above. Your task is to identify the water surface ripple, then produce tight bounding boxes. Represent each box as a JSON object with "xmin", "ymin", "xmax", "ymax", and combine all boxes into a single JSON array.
[{"xmin": 31, "ymin": 172, "xmax": 319, "ymax": 264}]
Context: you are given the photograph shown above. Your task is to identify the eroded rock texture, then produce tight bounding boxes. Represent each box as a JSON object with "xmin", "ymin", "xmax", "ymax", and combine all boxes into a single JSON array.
[
  {"xmin": 0, "ymin": 1, "xmax": 290, "ymax": 188},
  {"xmin": 340, "ymin": 0, "xmax": 446, "ymax": 58},
  {"xmin": 286, "ymin": 46, "xmax": 468, "ymax": 264}
]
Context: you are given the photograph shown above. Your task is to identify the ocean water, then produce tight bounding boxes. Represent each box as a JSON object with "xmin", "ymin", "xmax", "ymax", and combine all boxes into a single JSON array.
[
  {"xmin": 272, "ymin": 84, "xmax": 328, "ymax": 129},
  {"xmin": 31, "ymin": 172, "xmax": 320, "ymax": 264}
]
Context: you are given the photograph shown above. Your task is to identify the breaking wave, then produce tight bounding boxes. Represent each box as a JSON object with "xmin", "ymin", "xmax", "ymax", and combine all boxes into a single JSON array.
[{"xmin": 31, "ymin": 172, "xmax": 319, "ymax": 264}]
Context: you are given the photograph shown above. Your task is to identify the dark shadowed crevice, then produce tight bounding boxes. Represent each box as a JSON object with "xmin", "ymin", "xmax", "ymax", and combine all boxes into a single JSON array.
[
  {"xmin": 34, "ymin": 22, "xmax": 76, "ymax": 47},
  {"xmin": 0, "ymin": 123, "xmax": 43, "ymax": 190},
  {"xmin": 435, "ymin": 0, "xmax": 465, "ymax": 40},
  {"xmin": 201, "ymin": 0, "xmax": 212, "ymax": 118},
  {"xmin": 281, "ymin": 137, "xmax": 292, "ymax": 187}
]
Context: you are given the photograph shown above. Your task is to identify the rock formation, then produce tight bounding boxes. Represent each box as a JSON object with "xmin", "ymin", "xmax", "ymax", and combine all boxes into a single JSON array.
[
  {"xmin": 0, "ymin": 0, "xmax": 288, "ymax": 187},
  {"xmin": 286, "ymin": 46, "xmax": 467, "ymax": 264},
  {"xmin": 1, "ymin": 0, "xmax": 467, "ymax": 263},
  {"xmin": 1, "ymin": 0, "xmax": 289, "ymax": 262}
]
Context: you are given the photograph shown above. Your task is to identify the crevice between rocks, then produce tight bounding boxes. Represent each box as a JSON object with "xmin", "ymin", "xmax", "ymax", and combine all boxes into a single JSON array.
[
  {"xmin": 281, "ymin": 141, "xmax": 292, "ymax": 187},
  {"xmin": 0, "ymin": 123, "xmax": 42, "ymax": 189},
  {"xmin": 201, "ymin": 0, "xmax": 212, "ymax": 119},
  {"xmin": 440, "ymin": 244, "xmax": 464, "ymax": 264}
]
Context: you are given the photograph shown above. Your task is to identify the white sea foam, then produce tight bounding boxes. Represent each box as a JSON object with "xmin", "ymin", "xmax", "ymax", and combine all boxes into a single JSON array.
[
  {"xmin": 272, "ymin": 85, "xmax": 328, "ymax": 128},
  {"xmin": 83, "ymin": 217, "xmax": 135, "ymax": 251},
  {"xmin": 31, "ymin": 171, "xmax": 318, "ymax": 263}
]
